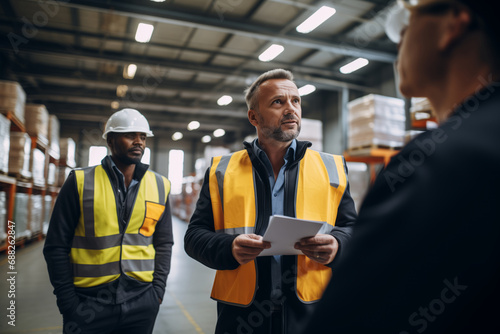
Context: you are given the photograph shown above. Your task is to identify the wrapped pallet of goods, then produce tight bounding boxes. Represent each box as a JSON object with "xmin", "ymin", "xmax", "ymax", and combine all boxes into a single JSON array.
[
  {"xmin": 47, "ymin": 162, "xmax": 56, "ymax": 186},
  {"xmin": 29, "ymin": 194, "xmax": 43, "ymax": 236},
  {"xmin": 43, "ymin": 194, "xmax": 53, "ymax": 234},
  {"xmin": 347, "ymin": 94, "xmax": 406, "ymax": 150},
  {"xmin": 0, "ymin": 80, "xmax": 26, "ymax": 124},
  {"xmin": 8, "ymin": 132, "xmax": 31, "ymax": 180},
  {"xmin": 0, "ymin": 113, "xmax": 10, "ymax": 174},
  {"xmin": 24, "ymin": 104, "xmax": 49, "ymax": 143},
  {"xmin": 0, "ymin": 191, "xmax": 6, "ymax": 247},
  {"xmin": 56, "ymin": 166, "xmax": 72, "ymax": 187},
  {"xmin": 60, "ymin": 137, "xmax": 76, "ymax": 167},
  {"xmin": 13, "ymin": 192, "xmax": 30, "ymax": 239},
  {"xmin": 48, "ymin": 114, "xmax": 60, "ymax": 160},
  {"xmin": 30, "ymin": 148, "xmax": 45, "ymax": 187}
]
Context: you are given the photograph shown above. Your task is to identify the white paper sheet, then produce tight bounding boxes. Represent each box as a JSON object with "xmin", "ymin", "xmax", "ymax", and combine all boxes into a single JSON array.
[{"xmin": 259, "ymin": 215, "xmax": 325, "ymax": 256}]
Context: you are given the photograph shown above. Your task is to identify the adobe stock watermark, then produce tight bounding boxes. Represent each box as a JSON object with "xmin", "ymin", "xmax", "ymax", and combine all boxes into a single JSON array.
[
  {"xmin": 214, "ymin": 0, "xmax": 244, "ymax": 21},
  {"xmin": 383, "ymin": 73, "xmax": 500, "ymax": 192},
  {"xmin": 8, "ymin": 0, "xmax": 69, "ymax": 54},
  {"xmin": 399, "ymin": 277, "xmax": 467, "ymax": 334}
]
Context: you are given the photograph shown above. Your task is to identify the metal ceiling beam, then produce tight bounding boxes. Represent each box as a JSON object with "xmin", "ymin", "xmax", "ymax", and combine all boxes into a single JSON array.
[
  {"xmin": 48, "ymin": 0, "xmax": 396, "ymax": 63},
  {"xmin": 0, "ymin": 39, "xmax": 373, "ymax": 92}
]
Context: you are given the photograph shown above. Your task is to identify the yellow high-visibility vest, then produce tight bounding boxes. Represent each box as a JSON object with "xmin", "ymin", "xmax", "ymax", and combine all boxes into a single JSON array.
[
  {"xmin": 209, "ymin": 149, "xmax": 347, "ymax": 306},
  {"xmin": 71, "ymin": 165, "xmax": 170, "ymax": 288}
]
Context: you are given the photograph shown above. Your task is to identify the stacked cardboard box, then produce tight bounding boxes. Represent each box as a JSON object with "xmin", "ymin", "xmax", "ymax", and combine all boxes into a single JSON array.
[
  {"xmin": 0, "ymin": 80, "xmax": 26, "ymax": 124},
  {"xmin": 0, "ymin": 114, "xmax": 10, "ymax": 174},
  {"xmin": 8, "ymin": 132, "xmax": 31, "ymax": 179},
  {"xmin": 48, "ymin": 115, "xmax": 60, "ymax": 159},
  {"xmin": 348, "ymin": 94, "xmax": 406, "ymax": 150},
  {"xmin": 24, "ymin": 104, "xmax": 49, "ymax": 142}
]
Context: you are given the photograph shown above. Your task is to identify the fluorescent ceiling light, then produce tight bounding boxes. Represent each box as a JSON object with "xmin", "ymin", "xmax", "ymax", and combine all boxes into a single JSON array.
[
  {"xmin": 258, "ymin": 44, "xmax": 284, "ymax": 62},
  {"xmin": 298, "ymin": 84, "xmax": 316, "ymax": 96},
  {"xmin": 150, "ymin": 0, "xmax": 166, "ymax": 2},
  {"xmin": 123, "ymin": 64, "xmax": 137, "ymax": 79},
  {"xmin": 116, "ymin": 85, "xmax": 128, "ymax": 97},
  {"xmin": 201, "ymin": 135, "xmax": 211, "ymax": 143},
  {"xmin": 111, "ymin": 101, "xmax": 119, "ymax": 109},
  {"xmin": 172, "ymin": 132, "xmax": 183, "ymax": 141},
  {"xmin": 296, "ymin": 6, "xmax": 336, "ymax": 34},
  {"xmin": 217, "ymin": 95, "xmax": 233, "ymax": 106},
  {"xmin": 340, "ymin": 58, "xmax": 369, "ymax": 74},
  {"xmin": 135, "ymin": 23, "xmax": 154, "ymax": 43},
  {"xmin": 187, "ymin": 121, "xmax": 200, "ymax": 131},
  {"xmin": 213, "ymin": 129, "xmax": 225, "ymax": 137}
]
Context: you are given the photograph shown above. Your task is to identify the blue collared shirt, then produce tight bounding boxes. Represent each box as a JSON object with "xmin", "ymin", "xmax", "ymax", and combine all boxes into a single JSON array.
[{"xmin": 252, "ymin": 139, "xmax": 297, "ymax": 303}]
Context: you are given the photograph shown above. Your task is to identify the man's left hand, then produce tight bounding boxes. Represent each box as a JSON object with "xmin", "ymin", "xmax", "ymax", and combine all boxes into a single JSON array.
[{"xmin": 294, "ymin": 234, "xmax": 338, "ymax": 265}]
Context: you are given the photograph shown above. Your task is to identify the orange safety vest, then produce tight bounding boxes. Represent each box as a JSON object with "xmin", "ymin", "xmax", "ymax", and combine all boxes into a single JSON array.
[
  {"xmin": 71, "ymin": 165, "xmax": 170, "ymax": 288},
  {"xmin": 208, "ymin": 149, "xmax": 347, "ymax": 306}
]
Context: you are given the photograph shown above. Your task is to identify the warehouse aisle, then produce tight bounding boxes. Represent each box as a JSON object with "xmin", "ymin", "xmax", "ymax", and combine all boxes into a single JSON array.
[{"xmin": 0, "ymin": 216, "xmax": 217, "ymax": 334}]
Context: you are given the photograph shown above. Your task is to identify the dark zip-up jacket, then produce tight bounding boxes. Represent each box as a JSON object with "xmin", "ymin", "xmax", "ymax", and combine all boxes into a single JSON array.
[
  {"xmin": 185, "ymin": 140, "xmax": 357, "ymax": 334},
  {"xmin": 44, "ymin": 156, "xmax": 173, "ymax": 315}
]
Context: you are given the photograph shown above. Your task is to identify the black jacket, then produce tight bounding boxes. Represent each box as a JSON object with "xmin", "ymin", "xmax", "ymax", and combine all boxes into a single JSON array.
[
  {"xmin": 43, "ymin": 156, "xmax": 173, "ymax": 315},
  {"xmin": 185, "ymin": 140, "xmax": 357, "ymax": 334},
  {"xmin": 303, "ymin": 87, "xmax": 500, "ymax": 333}
]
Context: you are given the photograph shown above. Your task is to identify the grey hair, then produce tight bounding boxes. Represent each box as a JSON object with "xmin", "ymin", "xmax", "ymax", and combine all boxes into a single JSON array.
[{"xmin": 244, "ymin": 69, "xmax": 294, "ymax": 111}]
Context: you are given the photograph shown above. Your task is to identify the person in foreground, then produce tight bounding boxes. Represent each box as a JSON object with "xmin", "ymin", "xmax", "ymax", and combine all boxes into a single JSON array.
[
  {"xmin": 184, "ymin": 69, "xmax": 357, "ymax": 334},
  {"xmin": 44, "ymin": 108, "xmax": 173, "ymax": 334},
  {"xmin": 303, "ymin": 0, "xmax": 500, "ymax": 333}
]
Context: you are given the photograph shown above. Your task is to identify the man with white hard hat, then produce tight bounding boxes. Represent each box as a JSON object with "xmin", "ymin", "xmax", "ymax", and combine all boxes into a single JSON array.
[
  {"xmin": 303, "ymin": 0, "xmax": 500, "ymax": 333},
  {"xmin": 44, "ymin": 108, "xmax": 173, "ymax": 334}
]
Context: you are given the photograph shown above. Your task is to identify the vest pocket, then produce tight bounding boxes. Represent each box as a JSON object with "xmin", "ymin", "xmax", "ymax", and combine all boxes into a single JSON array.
[{"xmin": 140, "ymin": 201, "xmax": 165, "ymax": 236}]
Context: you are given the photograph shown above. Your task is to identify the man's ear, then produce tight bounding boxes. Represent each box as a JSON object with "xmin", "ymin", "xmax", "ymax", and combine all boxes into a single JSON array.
[
  {"xmin": 439, "ymin": 7, "xmax": 473, "ymax": 51},
  {"xmin": 248, "ymin": 109, "xmax": 258, "ymax": 127}
]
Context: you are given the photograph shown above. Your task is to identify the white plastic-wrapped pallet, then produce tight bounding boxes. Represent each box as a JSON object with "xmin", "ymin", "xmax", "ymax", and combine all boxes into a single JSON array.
[
  {"xmin": 29, "ymin": 194, "xmax": 43, "ymax": 235},
  {"xmin": 43, "ymin": 195, "xmax": 53, "ymax": 235},
  {"xmin": 0, "ymin": 113, "xmax": 10, "ymax": 174},
  {"xmin": 13, "ymin": 192, "xmax": 30, "ymax": 239},
  {"xmin": 347, "ymin": 94, "xmax": 406, "ymax": 150},
  {"xmin": 59, "ymin": 137, "xmax": 76, "ymax": 167},
  {"xmin": 0, "ymin": 191, "xmax": 6, "ymax": 245},
  {"xmin": 30, "ymin": 148, "xmax": 45, "ymax": 187},
  {"xmin": 48, "ymin": 115, "xmax": 60, "ymax": 160}
]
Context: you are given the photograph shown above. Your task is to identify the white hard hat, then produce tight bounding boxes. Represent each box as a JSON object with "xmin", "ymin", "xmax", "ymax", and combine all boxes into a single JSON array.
[
  {"xmin": 385, "ymin": 2, "xmax": 410, "ymax": 44},
  {"xmin": 102, "ymin": 108, "xmax": 154, "ymax": 139}
]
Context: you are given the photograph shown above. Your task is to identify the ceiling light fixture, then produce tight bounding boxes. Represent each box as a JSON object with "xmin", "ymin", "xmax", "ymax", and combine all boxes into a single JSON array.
[
  {"xmin": 296, "ymin": 6, "xmax": 336, "ymax": 34},
  {"xmin": 213, "ymin": 129, "xmax": 225, "ymax": 137},
  {"xmin": 258, "ymin": 44, "xmax": 284, "ymax": 62},
  {"xmin": 172, "ymin": 132, "xmax": 183, "ymax": 141},
  {"xmin": 116, "ymin": 85, "xmax": 128, "ymax": 97},
  {"xmin": 123, "ymin": 64, "xmax": 137, "ymax": 79},
  {"xmin": 217, "ymin": 95, "xmax": 233, "ymax": 106},
  {"xmin": 187, "ymin": 121, "xmax": 200, "ymax": 131},
  {"xmin": 201, "ymin": 135, "xmax": 211, "ymax": 143},
  {"xmin": 340, "ymin": 58, "xmax": 369, "ymax": 74},
  {"xmin": 135, "ymin": 23, "xmax": 154, "ymax": 43},
  {"xmin": 150, "ymin": 0, "xmax": 166, "ymax": 2},
  {"xmin": 298, "ymin": 84, "xmax": 316, "ymax": 96},
  {"xmin": 111, "ymin": 101, "xmax": 119, "ymax": 109}
]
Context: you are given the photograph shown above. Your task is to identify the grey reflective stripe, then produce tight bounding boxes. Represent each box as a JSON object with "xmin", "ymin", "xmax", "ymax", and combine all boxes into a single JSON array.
[
  {"xmin": 318, "ymin": 152, "xmax": 340, "ymax": 188},
  {"xmin": 73, "ymin": 262, "xmax": 120, "ymax": 278},
  {"xmin": 72, "ymin": 234, "xmax": 122, "ymax": 249},
  {"xmin": 82, "ymin": 167, "xmax": 96, "ymax": 237},
  {"xmin": 216, "ymin": 226, "xmax": 255, "ymax": 235},
  {"xmin": 153, "ymin": 172, "xmax": 165, "ymax": 203},
  {"xmin": 123, "ymin": 233, "xmax": 153, "ymax": 247},
  {"xmin": 122, "ymin": 259, "xmax": 155, "ymax": 272},
  {"xmin": 215, "ymin": 154, "xmax": 231, "ymax": 211}
]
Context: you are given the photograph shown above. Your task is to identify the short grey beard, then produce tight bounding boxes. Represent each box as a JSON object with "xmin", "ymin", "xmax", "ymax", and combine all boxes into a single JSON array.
[{"xmin": 262, "ymin": 125, "xmax": 301, "ymax": 142}]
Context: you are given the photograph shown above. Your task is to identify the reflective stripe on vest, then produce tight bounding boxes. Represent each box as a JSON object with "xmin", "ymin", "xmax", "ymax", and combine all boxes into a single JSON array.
[
  {"xmin": 71, "ymin": 165, "xmax": 170, "ymax": 288},
  {"xmin": 208, "ymin": 149, "xmax": 347, "ymax": 305}
]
